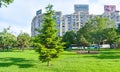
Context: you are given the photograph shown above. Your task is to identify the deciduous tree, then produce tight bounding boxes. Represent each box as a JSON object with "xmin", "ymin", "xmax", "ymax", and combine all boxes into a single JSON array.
[
  {"xmin": 0, "ymin": 27, "xmax": 16, "ymax": 51},
  {"xmin": 103, "ymin": 28, "xmax": 118, "ymax": 48},
  {"xmin": 62, "ymin": 31, "xmax": 76, "ymax": 48},
  {"xmin": 17, "ymin": 32, "xmax": 30, "ymax": 51}
]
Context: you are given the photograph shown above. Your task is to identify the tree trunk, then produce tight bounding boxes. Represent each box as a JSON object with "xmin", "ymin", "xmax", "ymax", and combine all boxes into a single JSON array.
[
  {"xmin": 3, "ymin": 47, "xmax": 4, "ymax": 51},
  {"xmin": 7, "ymin": 46, "xmax": 9, "ymax": 51},
  {"xmin": 88, "ymin": 50, "xmax": 90, "ymax": 53},
  {"xmin": 109, "ymin": 43, "xmax": 112, "ymax": 49},
  {"xmin": 22, "ymin": 47, "xmax": 24, "ymax": 51},
  {"xmin": 20, "ymin": 46, "xmax": 24, "ymax": 51},
  {"xmin": 7, "ymin": 47, "xmax": 8, "ymax": 51},
  {"xmin": 47, "ymin": 61, "xmax": 50, "ymax": 66},
  {"xmin": 98, "ymin": 42, "xmax": 100, "ymax": 51}
]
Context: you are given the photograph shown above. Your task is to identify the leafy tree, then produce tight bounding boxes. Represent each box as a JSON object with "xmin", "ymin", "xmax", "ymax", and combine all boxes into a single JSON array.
[
  {"xmin": 34, "ymin": 4, "xmax": 64, "ymax": 66},
  {"xmin": 78, "ymin": 35, "xmax": 90, "ymax": 49},
  {"xmin": 77, "ymin": 19, "xmax": 95, "ymax": 44},
  {"xmin": 103, "ymin": 28, "xmax": 118, "ymax": 48},
  {"xmin": 0, "ymin": 0, "xmax": 13, "ymax": 7},
  {"xmin": 77, "ymin": 16, "xmax": 114, "ymax": 49},
  {"xmin": 62, "ymin": 30, "xmax": 76, "ymax": 48},
  {"xmin": 91, "ymin": 17, "xmax": 109, "ymax": 47},
  {"xmin": 17, "ymin": 32, "xmax": 30, "ymax": 51},
  {"xmin": 0, "ymin": 27, "xmax": 16, "ymax": 51}
]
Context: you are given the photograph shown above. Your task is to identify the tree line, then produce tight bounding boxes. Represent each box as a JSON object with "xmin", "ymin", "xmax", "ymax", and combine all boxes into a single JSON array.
[{"xmin": 0, "ymin": 27, "xmax": 31, "ymax": 51}]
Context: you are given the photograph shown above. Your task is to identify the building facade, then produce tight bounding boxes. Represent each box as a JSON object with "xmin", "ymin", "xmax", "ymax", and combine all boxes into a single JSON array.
[
  {"xmin": 102, "ymin": 5, "xmax": 120, "ymax": 27},
  {"xmin": 61, "ymin": 4, "xmax": 89, "ymax": 35},
  {"xmin": 31, "ymin": 10, "xmax": 62, "ymax": 36},
  {"xmin": 31, "ymin": 4, "xmax": 120, "ymax": 36}
]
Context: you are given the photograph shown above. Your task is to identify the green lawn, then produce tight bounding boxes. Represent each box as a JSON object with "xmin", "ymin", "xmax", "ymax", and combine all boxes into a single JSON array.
[{"xmin": 0, "ymin": 49, "xmax": 120, "ymax": 72}]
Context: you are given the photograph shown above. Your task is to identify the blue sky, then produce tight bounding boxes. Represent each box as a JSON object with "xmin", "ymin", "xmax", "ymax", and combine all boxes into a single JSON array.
[{"xmin": 0, "ymin": 0, "xmax": 119, "ymax": 36}]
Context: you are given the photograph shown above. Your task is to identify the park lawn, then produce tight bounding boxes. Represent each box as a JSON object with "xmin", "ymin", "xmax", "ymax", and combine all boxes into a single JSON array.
[{"xmin": 0, "ymin": 49, "xmax": 120, "ymax": 72}]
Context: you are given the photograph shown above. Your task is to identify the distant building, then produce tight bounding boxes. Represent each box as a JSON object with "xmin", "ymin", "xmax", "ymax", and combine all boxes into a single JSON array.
[
  {"xmin": 31, "ymin": 13, "xmax": 43, "ymax": 36},
  {"xmin": 61, "ymin": 4, "xmax": 89, "ymax": 35},
  {"xmin": 62, "ymin": 15, "xmax": 68, "ymax": 35},
  {"xmin": 31, "ymin": 10, "xmax": 62, "ymax": 36},
  {"xmin": 102, "ymin": 5, "xmax": 120, "ymax": 27},
  {"xmin": 54, "ymin": 12, "xmax": 62, "ymax": 36},
  {"xmin": 31, "ymin": 4, "xmax": 120, "ymax": 36}
]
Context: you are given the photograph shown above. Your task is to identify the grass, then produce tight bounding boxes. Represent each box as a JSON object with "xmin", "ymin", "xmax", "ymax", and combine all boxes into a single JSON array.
[{"xmin": 0, "ymin": 49, "xmax": 120, "ymax": 72}]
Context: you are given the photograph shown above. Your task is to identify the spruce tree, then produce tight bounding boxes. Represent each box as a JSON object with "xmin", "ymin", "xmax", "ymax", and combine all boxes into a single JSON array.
[{"xmin": 34, "ymin": 4, "xmax": 64, "ymax": 66}]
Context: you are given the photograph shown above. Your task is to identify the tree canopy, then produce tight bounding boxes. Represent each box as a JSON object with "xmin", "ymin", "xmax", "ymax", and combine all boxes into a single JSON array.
[
  {"xmin": 76, "ymin": 16, "xmax": 116, "ymax": 48},
  {"xmin": 62, "ymin": 30, "xmax": 76, "ymax": 48},
  {"xmin": 0, "ymin": 27, "xmax": 16, "ymax": 51},
  {"xmin": 17, "ymin": 32, "xmax": 31, "ymax": 51}
]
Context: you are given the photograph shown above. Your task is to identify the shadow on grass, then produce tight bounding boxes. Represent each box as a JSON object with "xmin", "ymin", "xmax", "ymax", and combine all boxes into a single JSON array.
[
  {"xmin": 84, "ymin": 51, "xmax": 120, "ymax": 59},
  {"xmin": 0, "ymin": 57, "xmax": 35, "ymax": 68}
]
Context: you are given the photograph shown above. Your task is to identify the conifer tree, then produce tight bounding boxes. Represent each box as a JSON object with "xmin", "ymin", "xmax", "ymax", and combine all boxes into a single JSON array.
[{"xmin": 34, "ymin": 4, "xmax": 64, "ymax": 66}]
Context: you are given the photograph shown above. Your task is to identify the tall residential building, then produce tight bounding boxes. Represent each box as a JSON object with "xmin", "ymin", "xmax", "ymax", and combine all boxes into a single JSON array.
[
  {"xmin": 31, "ymin": 12, "xmax": 43, "ymax": 36},
  {"xmin": 102, "ymin": 5, "xmax": 120, "ymax": 27},
  {"xmin": 62, "ymin": 15, "xmax": 68, "ymax": 35},
  {"xmin": 61, "ymin": 11, "xmax": 89, "ymax": 35},
  {"xmin": 31, "ymin": 9, "xmax": 62, "ymax": 36},
  {"xmin": 61, "ymin": 4, "xmax": 89, "ymax": 35},
  {"xmin": 31, "ymin": 4, "xmax": 120, "ymax": 36},
  {"xmin": 54, "ymin": 12, "xmax": 62, "ymax": 36}
]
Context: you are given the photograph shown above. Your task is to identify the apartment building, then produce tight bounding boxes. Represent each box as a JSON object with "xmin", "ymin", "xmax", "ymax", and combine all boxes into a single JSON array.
[
  {"xmin": 31, "ymin": 9, "xmax": 62, "ymax": 36},
  {"xmin": 31, "ymin": 4, "xmax": 120, "ymax": 36},
  {"xmin": 102, "ymin": 5, "xmax": 120, "ymax": 27}
]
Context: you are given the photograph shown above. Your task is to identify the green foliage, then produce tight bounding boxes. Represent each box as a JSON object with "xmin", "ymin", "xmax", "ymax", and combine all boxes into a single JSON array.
[
  {"xmin": 89, "ymin": 17, "xmax": 109, "ymax": 44},
  {"xmin": 17, "ymin": 32, "xmax": 30, "ymax": 50},
  {"xmin": 62, "ymin": 31, "xmax": 76, "ymax": 48},
  {"xmin": 0, "ymin": 27, "xmax": 16, "ymax": 51},
  {"xmin": 0, "ymin": 0, "xmax": 13, "ymax": 7},
  {"xmin": 103, "ymin": 28, "xmax": 118, "ymax": 48},
  {"xmin": 78, "ymin": 35, "xmax": 90, "ymax": 47},
  {"xmin": 34, "ymin": 4, "xmax": 64, "ymax": 66},
  {"xmin": 77, "ymin": 16, "xmax": 116, "ymax": 48}
]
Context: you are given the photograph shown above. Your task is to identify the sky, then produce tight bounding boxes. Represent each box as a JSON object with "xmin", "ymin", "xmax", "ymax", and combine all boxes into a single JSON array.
[{"xmin": 0, "ymin": 0, "xmax": 120, "ymax": 36}]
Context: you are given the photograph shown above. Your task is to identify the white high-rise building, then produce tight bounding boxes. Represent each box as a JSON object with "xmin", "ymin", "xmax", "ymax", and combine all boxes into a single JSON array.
[
  {"xmin": 31, "ymin": 11, "xmax": 43, "ymax": 36},
  {"xmin": 31, "ymin": 4, "xmax": 120, "ymax": 36},
  {"xmin": 31, "ymin": 10, "xmax": 62, "ymax": 36},
  {"xmin": 61, "ymin": 4, "xmax": 89, "ymax": 35}
]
